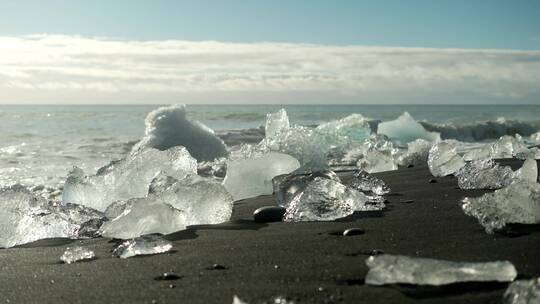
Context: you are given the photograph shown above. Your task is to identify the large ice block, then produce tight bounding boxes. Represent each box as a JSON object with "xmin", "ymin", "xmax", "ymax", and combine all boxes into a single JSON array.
[
  {"xmin": 513, "ymin": 158, "xmax": 538, "ymax": 183},
  {"xmin": 428, "ymin": 140, "xmax": 465, "ymax": 177},
  {"xmin": 397, "ymin": 139, "xmax": 432, "ymax": 167},
  {"xmin": 265, "ymin": 109, "xmax": 290, "ymax": 139},
  {"xmin": 349, "ymin": 170, "xmax": 390, "ymax": 196},
  {"xmin": 377, "ymin": 112, "xmax": 440, "ymax": 144},
  {"xmin": 456, "ymin": 159, "xmax": 514, "ymax": 189},
  {"xmin": 62, "ymin": 146, "xmax": 197, "ymax": 212},
  {"xmin": 357, "ymin": 149, "xmax": 398, "ymax": 173},
  {"xmin": 223, "ymin": 152, "xmax": 300, "ymax": 201},
  {"xmin": 461, "ymin": 180, "xmax": 540, "ymax": 233},
  {"xmin": 504, "ymin": 277, "xmax": 540, "ymax": 304},
  {"xmin": 112, "ymin": 235, "xmax": 173, "ymax": 259},
  {"xmin": 131, "ymin": 104, "xmax": 228, "ymax": 161},
  {"xmin": 365, "ymin": 254, "xmax": 517, "ymax": 286}
]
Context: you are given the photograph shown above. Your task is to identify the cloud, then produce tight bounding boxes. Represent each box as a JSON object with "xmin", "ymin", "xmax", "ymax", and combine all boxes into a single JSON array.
[{"xmin": 0, "ymin": 34, "xmax": 539, "ymax": 103}]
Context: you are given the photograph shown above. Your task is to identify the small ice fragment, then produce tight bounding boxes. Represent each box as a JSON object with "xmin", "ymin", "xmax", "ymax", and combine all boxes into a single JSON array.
[
  {"xmin": 365, "ymin": 254, "xmax": 517, "ymax": 286},
  {"xmin": 456, "ymin": 159, "xmax": 514, "ymax": 189},
  {"xmin": 275, "ymin": 171, "xmax": 341, "ymax": 208},
  {"xmin": 491, "ymin": 135, "xmax": 529, "ymax": 159},
  {"xmin": 223, "ymin": 152, "xmax": 300, "ymax": 201},
  {"xmin": 131, "ymin": 104, "xmax": 228, "ymax": 161},
  {"xmin": 60, "ymin": 246, "xmax": 95, "ymax": 264},
  {"xmin": 461, "ymin": 181, "xmax": 540, "ymax": 233},
  {"xmin": 232, "ymin": 295, "xmax": 248, "ymax": 304},
  {"xmin": 428, "ymin": 140, "xmax": 465, "ymax": 177},
  {"xmin": 197, "ymin": 157, "xmax": 227, "ymax": 179},
  {"xmin": 349, "ymin": 170, "xmax": 390, "ymax": 196},
  {"xmin": 112, "ymin": 235, "xmax": 173, "ymax": 259},
  {"xmin": 357, "ymin": 149, "xmax": 398, "ymax": 173},
  {"xmin": 265, "ymin": 109, "xmax": 290, "ymax": 139},
  {"xmin": 513, "ymin": 158, "xmax": 538, "ymax": 183},
  {"xmin": 377, "ymin": 112, "xmax": 441, "ymax": 144},
  {"xmin": 397, "ymin": 139, "xmax": 432, "ymax": 167},
  {"xmin": 503, "ymin": 277, "xmax": 540, "ymax": 304}
]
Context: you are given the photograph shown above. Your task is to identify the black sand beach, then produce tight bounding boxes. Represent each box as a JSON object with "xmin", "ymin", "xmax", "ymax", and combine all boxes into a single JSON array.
[{"xmin": 1, "ymin": 159, "xmax": 538, "ymax": 304}]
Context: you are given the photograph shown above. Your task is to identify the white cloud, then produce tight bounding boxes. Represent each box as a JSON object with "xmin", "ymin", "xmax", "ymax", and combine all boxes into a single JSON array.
[{"xmin": 0, "ymin": 34, "xmax": 539, "ymax": 103}]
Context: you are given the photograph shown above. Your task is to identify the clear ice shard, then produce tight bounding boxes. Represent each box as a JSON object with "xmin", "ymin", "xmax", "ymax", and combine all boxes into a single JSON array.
[
  {"xmin": 461, "ymin": 181, "xmax": 540, "ymax": 233},
  {"xmin": 356, "ymin": 149, "xmax": 398, "ymax": 173},
  {"xmin": 365, "ymin": 254, "xmax": 517, "ymax": 286},
  {"xmin": 377, "ymin": 112, "xmax": 441, "ymax": 145},
  {"xmin": 513, "ymin": 158, "xmax": 538, "ymax": 183},
  {"xmin": 112, "ymin": 235, "xmax": 173, "ymax": 259},
  {"xmin": 0, "ymin": 185, "xmax": 104, "ymax": 248},
  {"xmin": 60, "ymin": 246, "xmax": 96, "ymax": 264},
  {"xmin": 283, "ymin": 177, "xmax": 381, "ymax": 222},
  {"xmin": 100, "ymin": 174, "xmax": 233, "ymax": 239},
  {"xmin": 464, "ymin": 135, "xmax": 531, "ymax": 161},
  {"xmin": 62, "ymin": 146, "xmax": 197, "ymax": 212},
  {"xmin": 397, "ymin": 139, "xmax": 432, "ymax": 167},
  {"xmin": 428, "ymin": 140, "xmax": 465, "ymax": 177},
  {"xmin": 349, "ymin": 170, "xmax": 390, "ymax": 196},
  {"xmin": 223, "ymin": 152, "xmax": 300, "ymax": 201},
  {"xmin": 456, "ymin": 159, "xmax": 514, "ymax": 189},
  {"xmin": 504, "ymin": 277, "xmax": 540, "ymax": 304},
  {"xmin": 265, "ymin": 109, "xmax": 290, "ymax": 139},
  {"xmin": 274, "ymin": 170, "xmax": 341, "ymax": 208},
  {"xmin": 131, "ymin": 104, "xmax": 228, "ymax": 161}
]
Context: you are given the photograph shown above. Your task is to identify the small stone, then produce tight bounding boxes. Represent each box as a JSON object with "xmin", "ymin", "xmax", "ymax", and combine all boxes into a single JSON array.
[
  {"xmin": 342, "ymin": 228, "xmax": 365, "ymax": 236},
  {"xmin": 209, "ymin": 264, "xmax": 227, "ymax": 270},
  {"xmin": 168, "ymin": 284, "xmax": 176, "ymax": 289},
  {"xmin": 253, "ymin": 206, "xmax": 286, "ymax": 223},
  {"xmin": 429, "ymin": 179, "xmax": 437, "ymax": 183},
  {"xmin": 400, "ymin": 200, "xmax": 414, "ymax": 204},
  {"xmin": 154, "ymin": 272, "xmax": 182, "ymax": 281}
]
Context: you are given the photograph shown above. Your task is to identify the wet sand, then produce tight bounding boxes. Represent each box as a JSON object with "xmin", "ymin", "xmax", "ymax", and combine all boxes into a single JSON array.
[{"xmin": 0, "ymin": 159, "xmax": 539, "ymax": 304}]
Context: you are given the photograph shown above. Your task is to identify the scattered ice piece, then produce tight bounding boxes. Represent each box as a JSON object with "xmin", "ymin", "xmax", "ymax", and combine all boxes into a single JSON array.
[
  {"xmin": 131, "ymin": 104, "xmax": 228, "ymax": 161},
  {"xmin": 223, "ymin": 152, "xmax": 300, "ymax": 201},
  {"xmin": 530, "ymin": 132, "xmax": 540, "ymax": 145},
  {"xmin": 377, "ymin": 112, "xmax": 440, "ymax": 144},
  {"xmin": 60, "ymin": 246, "xmax": 95, "ymax": 264},
  {"xmin": 463, "ymin": 148, "xmax": 492, "ymax": 161},
  {"xmin": 62, "ymin": 147, "xmax": 197, "ymax": 212},
  {"xmin": 490, "ymin": 135, "xmax": 530, "ymax": 159},
  {"xmin": 461, "ymin": 181, "xmax": 540, "ymax": 233},
  {"xmin": 0, "ymin": 185, "xmax": 104, "ymax": 248},
  {"xmin": 357, "ymin": 149, "xmax": 398, "ymax": 173},
  {"xmin": 456, "ymin": 159, "xmax": 514, "ymax": 189},
  {"xmin": 504, "ymin": 277, "xmax": 540, "ymax": 304},
  {"xmin": 112, "ymin": 235, "xmax": 173, "ymax": 259},
  {"xmin": 197, "ymin": 157, "xmax": 227, "ymax": 179},
  {"xmin": 397, "ymin": 139, "xmax": 432, "ymax": 167},
  {"xmin": 349, "ymin": 170, "xmax": 390, "ymax": 196},
  {"xmin": 365, "ymin": 254, "xmax": 517, "ymax": 286},
  {"xmin": 275, "ymin": 171, "xmax": 341, "ymax": 208},
  {"xmin": 232, "ymin": 295, "xmax": 248, "ymax": 304},
  {"xmin": 315, "ymin": 113, "xmax": 371, "ymax": 142},
  {"xmin": 513, "ymin": 158, "xmax": 538, "ymax": 183},
  {"xmin": 265, "ymin": 108, "xmax": 290, "ymax": 139},
  {"xmin": 428, "ymin": 140, "xmax": 465, "ymax": 177}
]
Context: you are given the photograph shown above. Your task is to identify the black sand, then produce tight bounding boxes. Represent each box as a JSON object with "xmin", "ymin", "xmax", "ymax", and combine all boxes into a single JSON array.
[{"xmin": 0, "ymin": 160, "xmax": 539, "ymax": 304}]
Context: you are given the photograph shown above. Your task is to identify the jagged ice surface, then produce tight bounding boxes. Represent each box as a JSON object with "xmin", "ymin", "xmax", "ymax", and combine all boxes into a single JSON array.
[
  {"xmin": 428, "ymin": 140, "xmax": 465, "ymax": 177},
  {"xmin": 365, "ymin": 254, "xmax": 517, "ymax": 286},
  {"xmin": 397, "ymin": 139, "xmax": 432, "ymax": 167},
  {"xmin": 349, "ymin": 170, "xmax": 390, "ymax": 196},
  {"xmin": 456, "ymin": 159, "xmax": 514, "ymax": 189},
  {"xmin": 60, "ymin": 246, "xmax": 96, "ymax": 264},
  {"xmin": 112, "ymin": 235, "xmax": 173, "ymax": 259},
  {"xmin": 504, "ymin": 278, "xmax": 540, "ymax": 304}
]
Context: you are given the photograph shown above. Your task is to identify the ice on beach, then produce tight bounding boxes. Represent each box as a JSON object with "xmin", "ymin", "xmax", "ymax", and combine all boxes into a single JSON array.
[
  {"xmin": 456, "ymin": 159, "xmax": 514, "ymax": 189},
  {"xmin": 60, "ymin": 246, "xmax": 96, "ymax": 264},
  {"xmin": 513, "ymin": 158, "xmax": 538, "ymax": 183},
  {"xmin": 349, "ymin": 170, "xmax": 390, "ymax": 196},
  {"xmin": 464, "ymin": 135, "xmax": 531, "ymax": 161},
  {"xmin": 223, "ymin": 152, "xmax": 300, "ymax": 201},
  {"xmin": 530, "ymin": 132, "xmax": 540, "ymax": 145},
  {"xmin": 197, "ymin": 157, "xmax": 227, "ymax": 179},
  {"xmin": 265, "ymin": 108, "xmax": 290, "ymax": 139},
  {"xmin": 131, "ymin": 104, "xmax": 228, "ymax": 161},
  {"xmin": 461, "ymin": 180, "xmax": 540, "ymax": 233},
  {"xmin": 0, "ymin": 185, "xmax": 104, "ymax": 248},
  {"xmin": 377, "ymin": 112, "xmax": 441, "ymax": 144},
  {"xmin": 112, "ymin": 235, "xmax": 173, "ymax": 259},
  {"xmin": 275, "ymin": 171, "xmax": 341, "ymax": 208},
  {"xmin": 365, "ymin": 254, "xmax": 517, "ymax": 286},
  {"xmin": 336, "ymin": 134, "xmax": 395, "ymax": 167},
  {"xmin": 504, "ymin": 277, "xmax": 540, "ymax": 304},
  {"xmin": 428, "ymin": 140, "xmax": 465, "ymax": 177},
  {"xmin": 100, "ymin": 174, "xmax": 233, "ymax": 239},
  {"xmin": 315, "ymin": 113, "xmax": 371, "ymax": 142},
  {"xmin": 397, "ymin": 139, "xmax": 432, "ymax": 167},
  {"xmin": 356, "ymin": 149, "xmax": 398, "ymax": 173},
  {"xmin": 62, "ymin": 146, "xmax": 197, "ymax": 212}
]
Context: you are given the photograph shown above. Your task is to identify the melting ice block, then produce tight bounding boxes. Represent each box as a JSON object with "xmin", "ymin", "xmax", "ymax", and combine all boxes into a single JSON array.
[
  {"xmin": 265, "ymin": 109, "xmax": 290, "ymax": 139},
  {"xmin": 365, "ymin": 254, "xmax": 517, "ymax": 286},
  {"xmin": 223, "ymin": 152, "xmax": 300, "ymax": 201},
  {"xmin": 62, "ymin": 147, "xmax": 197, "ymax": 212},
  {"xmin": 357, "ymin": 149, "xmax": 398, "ymax": 173},
  {"xmin": 504, "ymin": 277, "xmax": 540, "ymax": 304},
  {"xmin": 428, "ymin": 141, "xmax": 465, "ymax": 177},
  {"xmin": 349, "ymin": 170, "xmax": 390, "ymax": 196},
  {"xmin": 377, "ymin": 112, "xmax": 441, "ymax": 144},
  {"xmin": 113, "ymin": 235, "xmax": 173, "ymax": 259},
  {"xmin": 513, "ymin": 158, "xmax": 538, "ymax": 183},
  {"xmin": 275, "ymin": 171, "xmax": 341, "ymax": 208},
  {"xmin": 315, "ymin": 113, "xmax": 371, "ymax": 142},
  {"xmin": 60, "ymin": 246, "xmax": 96, "ymax": 264},
  {"xmin": 461, "ymin": 181, "xmax": 540, "ymax": 233},
  {"xmin": 456, "ymin": 159, "xmax": 514, "ymax": 189},
  {"xmin": 0, "ymin": 185, "xmax": 104, "ymax": 248},
  {"xmin": 464, "ymin": 135, "xmax": 531, "ymax": 161},
  {"xmin": 397, "ymin": 139, "xmax": 432, "ymax": 167},
  {"xmin": 131, "ymin": 104, "xmax": 228, "ymax": 161}
]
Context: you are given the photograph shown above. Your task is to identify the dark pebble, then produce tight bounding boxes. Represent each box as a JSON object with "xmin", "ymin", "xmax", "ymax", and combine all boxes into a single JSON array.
[
  {"xmin": 407, "ymin": 164, "xmax": 415, "ymax": 168},
  {"xmin": 154, "ymin": 272, "xmax": 182, "ymax": 281},
  {"xmin": 253, "ymin": 206, "xmax": 286, "ymax": 223},
  {"xmin": 400, "ymin": 199, "xmax": 414, "ymax": 204},
  {"xmin": 208, "ymin": 264, "xmax": 227, "ymax": 270},
  {"xmin": 429, "ymin": 179, "xmax": 437, "ymax": 183},
  {"xmin": 342, "ymin": 228, "xmax": 365, "ymax": 236}
]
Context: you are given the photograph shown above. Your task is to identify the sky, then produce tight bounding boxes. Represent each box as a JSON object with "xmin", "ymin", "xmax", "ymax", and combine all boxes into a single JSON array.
[{"xmin": 0, "ymin": 0, "xmax": 539, "ymax": 104}]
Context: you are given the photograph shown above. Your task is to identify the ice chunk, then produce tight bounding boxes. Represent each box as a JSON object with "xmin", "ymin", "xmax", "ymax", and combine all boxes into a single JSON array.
[
  {"xmin": 275, "ymin": 171, "xmax": 341, "ymax": 208},
  {"xmin": 377, "ymin": 112, "xmax": 440, "ymax": 144},
  {"xmin": 0, "ymin": 185, "xmax": 104, "ymax": 248},
  {"xmin": 513, "ymin": 158, "xmax": 538, "ymax": 183},
  {"xmin": 349, "ymin": 170, "xmax": 390, "ymax": 196},
  {"xmin": 223, "ymin": 152, "xmax": 300, "ymax": 201},
  {"xmin": 530, "ymin": 132, "xmax": 540, "ymax": 145},
  {"xmin": 197, "ymin": 157, "xmax": 227, "ymax": 179},
  {"xmin": 315, "ymin": 113, "xmax": 371, "ymax": 142},
  {"xmin": 62, "ymin": 146, "xmax": 197, "ymax": 212},
  {"xmin": 357, "ymin": 149, "xmax": 398, "ymax": 173},
  {"xmin": 365, "ymin": 254, "xmax": 517, "ymax": 286},
  {"xmin": 397, "ymin": 139, "xmax": 432, "ymax": 167},
  {"xmin": 463, "ymin": 147, "xmax": 493, "ymax": 161},
  {"xmin": 265, "ymin": 109, "xmax": 290, "ymax": 139},
  {"xmin": 504, "ymin": 277, "xmax": 540, "ymax": 304},
  {"xmin": 461, "ymin": 181, "xmax": 540, "ymax": 233},
  {"xmin": 112, "ymin": 235, "xmax": 173, "ymax": 259},
  {"xmin": 232, "ymin": 295, "xmax": 248, "ymax": 304},
  {"xmin": 60, "ymin": 246, "xmax": 96, "ymax": 264},
  {"xmin": 428, "ymin": 140, "xmax": 465, "ymax": 177},
  {"xmin": 131, "ymin": 104, "xmax": 228, "ymax": 161},
  {"xmin": 456, "ymin": 159, "xmax": 514, "ymax": 189},
  {"xmin": 283, "ymin": 177, "xmax": 376, "ymax": 222},
  {"xmin": 491, "ymin": 135, "xmax": 529, "ymax": 159}
]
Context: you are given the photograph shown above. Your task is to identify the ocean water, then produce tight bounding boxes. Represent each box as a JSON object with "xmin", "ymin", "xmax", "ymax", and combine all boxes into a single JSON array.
[{"xmin": 1, "ymin": 104, "xmax": 539, "ymax": 190}]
